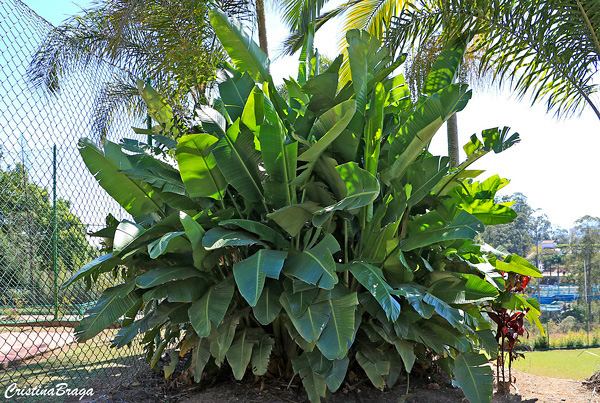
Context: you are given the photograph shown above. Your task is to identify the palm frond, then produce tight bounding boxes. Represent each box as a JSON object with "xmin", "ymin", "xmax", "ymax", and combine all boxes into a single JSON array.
[
  {"xmin": 281, "ymin": 2, "xmax": 360, "ymax": 55},
  {"xmin": 279, "ymin": 0, "xmax": 328, "ymax": 31},
  {"xmin": 91, "ymin": 72, "xmax": 145, "ymax": 144},
  {"xmin": 28, "ymin": 0, "xmax": 252, "ymax": 135},
  {"xmin": 403, "ymin": 34, "xmax": 495, "ymax": 102},
  {"xmin": 387, "ymin": 0, "xmax": 600, "ymax": 120},
  {"xmin": 341, "ymin": 0, "xmax": 405, "ymax": 40},
  {"xmin": 27, "ymin": 7, "xmax": 129, "ymax": 94}
]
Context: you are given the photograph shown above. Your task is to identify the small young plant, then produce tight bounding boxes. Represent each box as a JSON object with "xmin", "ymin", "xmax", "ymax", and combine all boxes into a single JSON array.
[
  {"xmin": 1, "ymin": 296, "xmax": 23, "ymax": 321},
  {"xmin": 487, "ymin": 271, "xmax": 541, "ymax": 393}
]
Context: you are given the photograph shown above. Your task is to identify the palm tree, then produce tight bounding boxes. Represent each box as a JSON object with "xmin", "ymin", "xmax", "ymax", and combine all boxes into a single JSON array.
[
  {"xmin": 28, "ymin": 0, "xmax": 255, "ymax": 141},
  {"xmin": 386, "ymin": 0, "xmax": 600, "ymax": 121},
  {"xmin": 256, "ymin": 0, "xmax": 269, "ymax": 55}
]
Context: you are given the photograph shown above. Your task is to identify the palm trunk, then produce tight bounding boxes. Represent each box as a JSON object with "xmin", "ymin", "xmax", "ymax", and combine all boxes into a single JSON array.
[
  {"xmin": 447, "ymin": 113, "xmax": 459, "ymax": 168},
  {"xmin": 256, "ymin": 0, "xmax": 268, "ymax": 56}
]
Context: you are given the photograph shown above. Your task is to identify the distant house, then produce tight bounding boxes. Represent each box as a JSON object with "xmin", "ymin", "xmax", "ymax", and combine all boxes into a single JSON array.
[{"xmin": 540, "ymin": 240, "xmax": 557, "ymax": 250}]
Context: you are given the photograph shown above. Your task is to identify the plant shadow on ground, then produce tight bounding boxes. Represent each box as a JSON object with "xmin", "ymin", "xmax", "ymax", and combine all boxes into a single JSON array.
[
  {"xmin": 100, "ymin": 355, "xmax": 463, "ymax": 403},
  {"xmin": 97, "ymin": 355, "xmax": 556, "ymax": 403},
  {"xmin": 1, "ymin": 328, "xmax": 145, "ymax": 402}
]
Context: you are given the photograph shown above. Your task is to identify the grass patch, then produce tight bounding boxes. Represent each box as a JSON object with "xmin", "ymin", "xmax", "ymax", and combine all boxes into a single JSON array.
[{"xmin": 512, "ymin": 347, "xmax": 600, "ymax": 380}]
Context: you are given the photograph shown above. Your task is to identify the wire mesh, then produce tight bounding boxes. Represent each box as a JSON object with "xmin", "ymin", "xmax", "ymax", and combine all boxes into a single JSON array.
[{"xmin": 1, "ymin": 0, "xmax": 148, "ymax": 400}]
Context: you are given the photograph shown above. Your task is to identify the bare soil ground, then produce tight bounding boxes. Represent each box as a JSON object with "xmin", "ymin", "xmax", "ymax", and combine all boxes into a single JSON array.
[
  {"xmin": 507, "ymin": 369, "xmax": 598, "ymax": 402},
  {"xmin": 79, "ymin": 358, "xmax": 600, "ymax": 403}
]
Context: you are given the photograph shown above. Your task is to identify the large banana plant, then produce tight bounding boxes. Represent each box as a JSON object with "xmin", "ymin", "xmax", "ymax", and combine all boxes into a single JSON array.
[{"xmin": 66, "ymin": 9, "xmax": 541, "ymax": 403}]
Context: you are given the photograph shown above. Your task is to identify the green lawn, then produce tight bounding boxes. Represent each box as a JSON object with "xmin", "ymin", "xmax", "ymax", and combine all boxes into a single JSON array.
[{"xmin": 512, "ymin": 347, "xmax": 600, "ymax": 380}]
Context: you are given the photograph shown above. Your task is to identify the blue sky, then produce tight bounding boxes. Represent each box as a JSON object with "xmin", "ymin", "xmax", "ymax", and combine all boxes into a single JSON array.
[{"xmin": 23, "ymin": 0, "xmax": 600, "ymax": 231}]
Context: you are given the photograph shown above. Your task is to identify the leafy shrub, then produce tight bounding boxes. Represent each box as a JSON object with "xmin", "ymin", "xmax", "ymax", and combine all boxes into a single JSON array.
[
  {"xmin": 561, "ymin": 305, "xmax": 586, "ymax": 322},
  {"xmin": 592, "ymin": 329, "xmax": 600, "ymax": 346},
  {"xmin": 64, "ymin": 10, "xmax": 541, "ymax": 403},
  {"xmin": 532, "ymin": 334, "xmax": 549, "ymax": 349},
  {"xmin": 1, "ymin": 294, "xmax": 23, "ymax": 321},
  {"xmin": 486, "ymin": 272, "xmax": 541, "ymax": 388},
  {"xmin": 560, "ymin": 316, "xmax": 578, "ymax": 333}
]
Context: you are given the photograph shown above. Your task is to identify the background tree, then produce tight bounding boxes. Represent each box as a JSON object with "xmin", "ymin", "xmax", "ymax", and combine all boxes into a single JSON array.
[
  {"xmin": 481, "ymin": 193, "xmax": 540, "ymax": 257},
  {"xmin": 553, "ymin": 227, "xmax": 570, "ymax": 246},
  {"xmin": 567, "ymin": 216, "xmax": 600, "ymax": 320},
  {"xmin": 28, "ymin": 0, "xmax": 255, "ymax": 141},
  {"xmin": 530, "ymin": 212, "xmax": 553, "ymax": 264},
  {"xmin": 541, "ymin": 252, "xmax": 563, "ymax": 282},
  {"xmin": 0, "ymin": 163, "xmax": 95, "ymax": 305}
]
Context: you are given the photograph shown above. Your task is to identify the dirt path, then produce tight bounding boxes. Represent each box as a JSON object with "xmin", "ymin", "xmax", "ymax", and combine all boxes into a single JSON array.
[{"xmin": 496, "ymin": 369, "xmax": 599, "ymax": 403}]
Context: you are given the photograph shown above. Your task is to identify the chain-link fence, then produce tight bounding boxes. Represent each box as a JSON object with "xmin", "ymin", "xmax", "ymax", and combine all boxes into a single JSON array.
[{"xmin": 1, "ymin": 0, "xmax": 149, "ymax": 400}]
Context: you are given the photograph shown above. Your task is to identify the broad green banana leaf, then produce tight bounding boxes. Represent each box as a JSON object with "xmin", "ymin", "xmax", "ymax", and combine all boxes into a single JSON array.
[
  {"xmin": 177, "ymin": 134, "xmax": 227, "ymax": 200},
  {"xmin": 79, "ymin": 138, "xmax": 164, "ymax": 216},
  {"xmin": 348, "ymin": 262, "xmax": 400, "ymax": 321},
  {"xmin": 147, "ymin": 232, "xmax": 189, "ymax": 258},
  {"xmin": 226, "ymin": 328, "xmax": 254, "ymax": 380},
  {"xmin": 62, "ymin": 253, "xmax": 118, "ymax": 288},
  {"xmin": 212, "ymin": 120, "xmax": 265, "ymax": 203},
  {"xmin": 209, "ymin": 9, "xmax": 270, "ymax": 82},
  {"xmin": 453, "ymin": 352, "xmax": 493, "ymax": 403},
  {"xmin": 316, "ymin": 293, "xmax": 359, "ymax": 360},
  {"xmin": 313, "ymin": 162, "xmax": 380, "ymax": 225},
  {"xmin": 188, "ymin": 278, "xmax": 235, "ymax": 337},
  {"xmin": 253, "ymin": 281, "xmax": 283, "ymax": 325},
  {"xmin": 251, "ymin": 335, "xmax": 275, "ymax": 375},
  {"xmin": 220, "ymin": 219, "xmax": 288, "ymax": 248},
  {"xmin": 233, "ymin": 249, "xmax": 288, "ymax": 306},
  {"xmin": 283, "ymin": 234, "xmax": 340, "ymax": 290},
  {"xmin": 400, "ymin": 210, "xmax": 483, "ymax": 251},
  {"xmin": 76, "ymin": 282, "xmax": 140, "ymax": 342},
  {"xmin": 202, "ymin": 227, "xmax": 265, "ymax": 250},
  {"xmin": 281, "ymin": 292, "xmax": 331, "ymax": 342},
  {"xmin": 136, "ymin": 266, "xmax": 203, "ymax": 289},
  {"xmin": 298, "ymin": 100, "xmax": 357, "ymax": 162},
  {"xmin": 355, "ymin": 347, "xmax": 390, "ymax": 389},
  {"xmin": 137, "ymin": 79, "xmax": 175, "ymax": 132},
  {"xmin": 292, "ymin": 354, "xmax": 328, "ymax": 402},
  {"xmin": 383, "ymin": 84, "xmax": 472, "ymax": 184}
]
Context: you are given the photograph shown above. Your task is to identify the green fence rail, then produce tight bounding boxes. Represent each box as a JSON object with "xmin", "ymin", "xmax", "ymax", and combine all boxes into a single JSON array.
[{"xmin": 0, "ymin": 0, "xmax": 148, "ymax": 400}]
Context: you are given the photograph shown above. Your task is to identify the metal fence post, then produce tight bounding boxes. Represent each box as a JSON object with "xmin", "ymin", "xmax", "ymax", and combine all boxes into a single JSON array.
[
  {"xmin": 53, "ymin": 144, "xmax": 59, "ymax": 319},
  {"xmin": 146, "ymin": 77, "xmax": 152, "ymax": 147}
]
